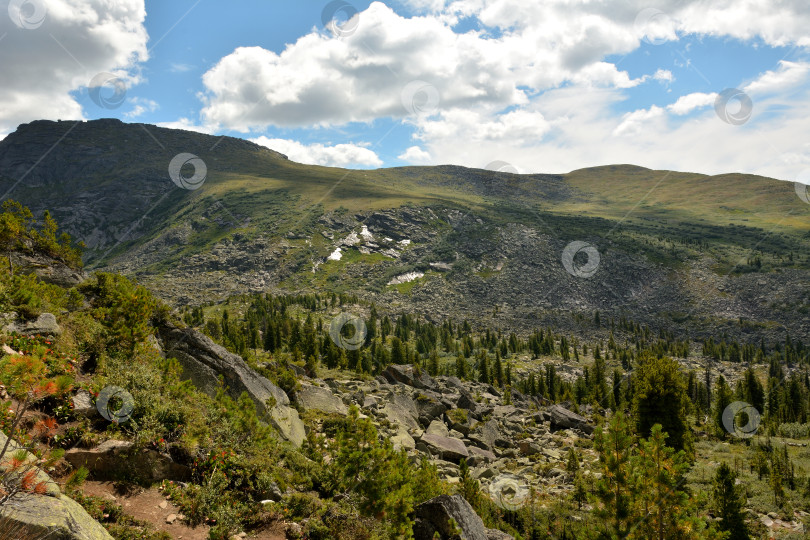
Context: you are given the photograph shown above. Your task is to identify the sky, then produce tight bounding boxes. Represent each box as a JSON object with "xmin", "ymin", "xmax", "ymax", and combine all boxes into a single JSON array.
[{"xmin": 1, "ymin": 0, "xmax": 810, "ymax": 181}]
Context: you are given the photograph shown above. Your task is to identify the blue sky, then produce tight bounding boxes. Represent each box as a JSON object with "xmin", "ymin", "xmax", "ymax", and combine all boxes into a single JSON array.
[{"xmin": 2, "ymin": 0, "xmax": 810, "ymax": 180}]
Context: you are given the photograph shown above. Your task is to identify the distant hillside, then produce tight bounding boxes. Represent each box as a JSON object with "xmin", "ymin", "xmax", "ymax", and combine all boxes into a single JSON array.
[{"xmin": 1, "ymin": 119, "xmax": 809, "ymax": 343}]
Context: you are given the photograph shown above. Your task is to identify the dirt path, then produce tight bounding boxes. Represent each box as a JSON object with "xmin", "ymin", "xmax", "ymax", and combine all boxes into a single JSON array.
[{"xmin": 81, "ymin": 481, "xmax": 286, "ymax": 540}]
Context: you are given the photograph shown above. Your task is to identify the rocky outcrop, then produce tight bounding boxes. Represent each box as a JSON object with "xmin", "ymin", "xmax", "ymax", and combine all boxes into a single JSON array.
[
  {"xmin": 296, "ymin": 383, "xmax": 348, "ymax": 415},
  {"xmin": 64, "ymin": 440, "xmax": 191, "ymax": 482},
  {"xmin": 548, "ymin": 404, "xmax": 594, "ymax": 434},
  {"xmin": 157, "ymin": 323, "xmax": 305, "ymax": 446},
  {"xmin": 0, "ymin": 431, "xmax": 112, "ymax": 540},
  {"xmin": 3, "ymin": 312, "xmax": 62, "ymax": 336},
  {"xmin": 382, "ymin": 364, "xmax": 438, "ymax": 390},
  {"xmin": 419, "ymin": 433, "xmax": 469, "ymax": 464},
  {"xmin": 413, "ymin": 494, "xmax": 514, "ymax": 540},
  {"xmin": 4, "ymin": 250, "xmax": 86, "ymax": 287}
]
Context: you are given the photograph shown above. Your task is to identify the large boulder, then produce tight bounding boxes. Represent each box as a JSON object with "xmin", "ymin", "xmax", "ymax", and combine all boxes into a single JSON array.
[
  {"xmin": 296, "ymin": 383, "xmax": 348, "ymax": 415},
  {"xmin": 64, "ymin": 440, "xmax": 191, "ymax": 482},
  {"xmin": 381, "ymin": 392, "xmax": 420, "ymax": 431},
  {"xmin": 0, "ymin": 431, "xmax": 112, "ymax": 540},
  {"xmin": 381, "ymin": 364, "xmax": 438, "ymax": 390},
  {"xmin": 414, "ymin": 494, "xmax": 514, "ymax": 540},
  {"xmin": 548, "ymin": 404, "xmax": 594, "ymax": 435},
  {"xmin": 4, "ymin": 312, "xmax": 62, "ymax": 336},
  {"xmin": 5, "ymin": 251, "xmax": 87, "ymax": 287},
  {"xmin": 0, "ymin": 494, "xmax": 114, "ymax": 540},
  {"xmin": 158, "ymin": 323, "xmax": 305, "ymax": 446},
  {"xmin": 419, "ymin": 433, "xmax": 469, "ymax": 464}
]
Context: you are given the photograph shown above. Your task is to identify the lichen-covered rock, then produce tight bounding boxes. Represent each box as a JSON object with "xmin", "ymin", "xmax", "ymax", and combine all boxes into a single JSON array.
[
  {"xmin": 0, "ymin": 493, "xmax": 114, "ymax": 540},
  {"xmin": 4, "ymin": 312, "xmax": 62, "ymax": 336},
  {"xmin": 64, "ymin": 440, "xmax": 191, "ymax": 482},
  {"xmin": 0, "ymin": 432, "xmax": 112, "ymax": 540},
  {"xmin": 158, "ymin": 323, "xmax": 305, "ymax": 446},
  {"xmin": 296, "ymin": 383, "xmax": 347, "ymax": 415},
  {"xmin": 413, "ymin": 494, "xmax": 491, "ymax": 540}
]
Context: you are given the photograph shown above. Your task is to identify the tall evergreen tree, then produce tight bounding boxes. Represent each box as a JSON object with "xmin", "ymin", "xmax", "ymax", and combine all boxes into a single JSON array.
[
  {"xmin": 632, "ymin": 354, "xmax": 690, "ymax": 451},
  {"xmin": 712, "ymin": 463, "xmax": 750, "ymax": 540}
]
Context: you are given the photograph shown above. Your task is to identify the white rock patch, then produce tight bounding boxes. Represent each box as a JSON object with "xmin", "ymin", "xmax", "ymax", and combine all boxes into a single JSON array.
[{"xmin": 388, "ymin": 271, "xmax": 424, "ymax": 285}]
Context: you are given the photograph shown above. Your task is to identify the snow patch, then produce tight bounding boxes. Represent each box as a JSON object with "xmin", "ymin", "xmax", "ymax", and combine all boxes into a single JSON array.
[
  {"xmin": 388, "ymin": 271, "xmax": 424, "ymax": 285},
  {"xmin": 328, "ymin": 248, "xmax": 343, "ymax": 261},
  {"xmin": 398, "ymin": 239, "xmax": 411, "ymax": 246},
  {"xmin": 360, "ymin": 225, "xmax": 373, "ymax": 240}
]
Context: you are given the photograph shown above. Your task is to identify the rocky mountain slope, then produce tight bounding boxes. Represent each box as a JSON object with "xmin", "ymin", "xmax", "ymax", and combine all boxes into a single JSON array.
[{"xmin": 1, "ymin": 119, "xmax": 809, "ymax": 345}]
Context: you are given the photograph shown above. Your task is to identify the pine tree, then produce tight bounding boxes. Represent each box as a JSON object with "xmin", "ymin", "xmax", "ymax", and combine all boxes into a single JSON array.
[
  {"xmin": 633, "ymin": 354, "xmax": 690, "ymax": 452},
  {"xmin": 457, "ymin": 458, "xmax": 481, "ymax": 511},
  {"xmin": 593, "ymin": 412, "xmax": 636, "ymax": 539},
  {"xmin": 714, "ymin": 375, "xmax": 734, "ymax": 438},
  {"xmin": 712, "ymin": 463, "xmax": 750, "ymax": 540}
]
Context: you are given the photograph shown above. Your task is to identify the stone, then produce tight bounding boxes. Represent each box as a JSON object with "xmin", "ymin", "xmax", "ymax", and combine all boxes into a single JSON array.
[
  {"xmin": 72, "ymin": 389, "xmax": 96, "ymax": 417},
  {"xmin": 0, "ymin": 493, "xmax": 114, "ymax": 540},
  {"xmin": 548, "ymin": 404, "xmax": 594, "ymax": 435},
  {"xmin": 158, "ymin": 323, "xmax": 305, "ymax": 446},
  {"xmin": 486, "ymin": 529, "xmax": 516, "ymax": 540},
  {"xmin": 381, "ymin": 393, "xmax": 419, "ymax": 431},
  {"xmin": 426, "ymin": 419, "xmax": 450, "ymax": 437},
  {"xmin": 296, "ymin": 383, "xmax": 348, "ymax": 415},
  {"xmin": 64, "ymin": 440, "xmax": 191, "ymax": 482},
  {"xmin": 4, "ymin": 312, "xmax": 62, "ymax": 336},
  {"xmin": 5, "ymin": 251, "xmax": 87, "ymax": 288},
  {"xmin": 166, "ymin": 513, "xmax": 177, "ymax": 524},
  {"xmin": 420, "ymin": 433, "xmax": 469, "ymax": 463},
  {"xmin": 392, "ymin": 428, "xmax": 416, "ymax": 451},
  {"xmin": 413, "ymin": 494, "xmax": 490, "ymax": 540},
  {"xmin": 468, "ymin": 446, "xmax": 496, "ymax": 464},
  {"xmin": 381, "ymin": 364, "xmax": 438, "ymax": 390},
  {"xmin": 0, "ymin": 431, "xmax": 112, "ymax": 539},
  {"xmin": 518, "ymin": 440, "xmax": 541, "ymax": 456}
]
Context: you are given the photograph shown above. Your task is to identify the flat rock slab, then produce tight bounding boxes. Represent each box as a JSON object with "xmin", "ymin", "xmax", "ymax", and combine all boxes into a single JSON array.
[
  {"xmin": 65, "ymin": 440, "xmax": 191, "ymax": 483},
  {"xmin": 420, "ymin": 433, "xmax": 469, "ymax": 463},
  {"xmin": 297, "ymin": 383, "xmax": 347, "ymax": 415},
  {"xmin": 0, "ymin": 493, "xmax": 113, "ymax": 540}
]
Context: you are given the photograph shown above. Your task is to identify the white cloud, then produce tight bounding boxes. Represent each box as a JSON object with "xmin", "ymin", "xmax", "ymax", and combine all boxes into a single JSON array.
[
  {"xmin": 124, "ymin": 97, "xmax": 159, "ymax": 119},
  {"xmin": 398, "ymin": 146, "xmax": 432, "ymax": 164},
  {"xmin": 170, "ymin": 63, "xmax": 194, "ymax": 73},
  {"xmin": 0, "ymin": 0, "xmax": 148, "ymax": 134},
  {"xmin": 653, "ymin": 69, "xmax": 674, "ymax": 84},
  {"xmin": 156, "ymin": 118, "xmax": 214, "ymax": 134},
  {"xmin": 251, "ymin": 137, "xmax": 382, "ymax": 168},
  {"xmin": 613, "ymin": 106, "xmax": 666, "ymax": 137},
  {"xmin": 744, "ymin": 61, "xmax": 810, "ymax": 96},
  {"xmin": 666, "ymin": 92, "xmax": 716, "ymax": 115}
]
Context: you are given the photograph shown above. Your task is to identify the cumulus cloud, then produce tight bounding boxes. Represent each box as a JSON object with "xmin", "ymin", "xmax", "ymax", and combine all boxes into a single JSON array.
[
  {"xmin": 124, "ymin": 97, "xmax": 159, "ymax": 119},
  {"xmin": 251, "ymin": 137, "xmax": 382, "ymax": 168},
  {"xmin": 398, "ymin": 145, "xmax": 432, "ymax": 164},
  {"xmin": 666, "ymin": 92, "xmax": 716, "ymax": 115},
  {"xmin": 0, "ymin": 0, "xmax": 148, "ymax": 134}
]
